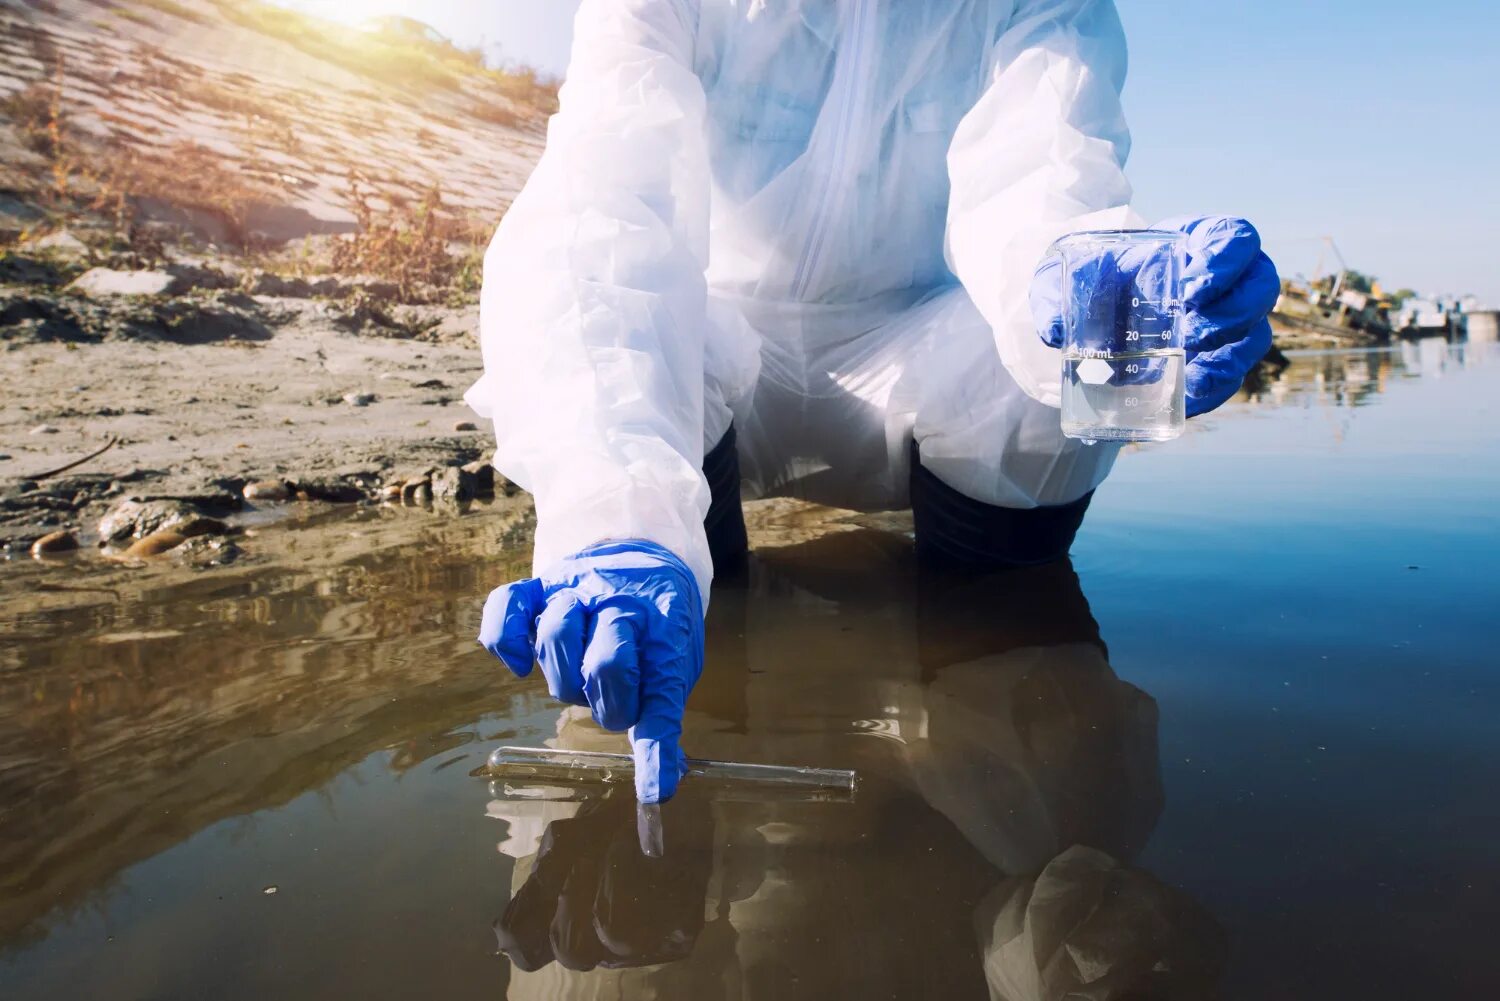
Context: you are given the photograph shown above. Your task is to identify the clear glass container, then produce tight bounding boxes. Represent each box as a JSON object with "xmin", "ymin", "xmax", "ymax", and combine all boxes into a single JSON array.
[{"xmin": 1048, "ymin": 229, "xmax": 1187, "ymax": 442}]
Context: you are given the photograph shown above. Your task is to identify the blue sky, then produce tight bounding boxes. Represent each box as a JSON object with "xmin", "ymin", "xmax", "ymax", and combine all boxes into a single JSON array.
[{"xmin": 285, "ymin": 1, "xmax": 1499, "ymax": 303}]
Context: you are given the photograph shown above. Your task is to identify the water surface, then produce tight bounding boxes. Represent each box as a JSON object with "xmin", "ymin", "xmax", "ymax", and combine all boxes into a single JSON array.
[{"xmin": 1, "ymin": 340, "xmax": 1497, "ymax": 999}]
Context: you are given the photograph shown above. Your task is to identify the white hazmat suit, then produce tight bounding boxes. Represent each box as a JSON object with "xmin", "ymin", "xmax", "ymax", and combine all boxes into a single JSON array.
[{"xmin": 466, "ymin": 0, "xmax": 1140, "ymax": 600}]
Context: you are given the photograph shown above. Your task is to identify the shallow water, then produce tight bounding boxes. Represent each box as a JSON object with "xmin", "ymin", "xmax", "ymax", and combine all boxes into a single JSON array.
[{"xmin": 2, "ymin": 339, "xmax": 1498, "ymax": 999}]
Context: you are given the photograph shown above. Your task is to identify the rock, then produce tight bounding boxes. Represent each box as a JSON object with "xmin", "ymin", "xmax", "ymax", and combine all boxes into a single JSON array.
[
  {"xmin": 126, "ymin": 530, "xmax": 188, "ymax": 557},
  {"xmin": 164, "ymin": 262, "xmax": 237, "ymax": 292},
  {"xmin": 460, "ymin": 460, "xmax": 496, "ymax": 495},
  {"xmin": 338, "ymin": 276, "xmax": 401, "ymax": 302},
  {"xmin": 21, "ymin": 229, "xmax": 89, "ymax": 256},
  {"xmin": 292, "ymin": 477, "xmax": 365, "ymax": 503},
  {"xmin": 30, "ymin": 530, "xmax": 79, "ymax": 557},
  {"xmin": 0, "ymin": 253, "xmax": 75, "ymax": 287},
  {"xmin": 343, "ymin": 392, "xmax": 375, "ymax": 407},
  {"xmin": 209, "ymin": 540, "xmax": 242, "ymax": 565},
  {"xmin": 154, "ymin": 294, "xmax": 272, "ymax": 345},
  {"xmin": 378, "ymin": 483, "xmax": 403, "ymax": 502},
  {"xmin": 245, "ymin": 271, "xmax": 337, "ymax": 299},
  {"xmin": 401, "ymin": 477, "xmax": 432, "ymax": 506},
  {"xmin": 428, "ymin": 304, "xmax": 479, "ymax": 342},
  {"xmin": 97, "ymin": 498, "xmax": 201, "ymax": 542},
  {"xmin": 243, "ymin": 479, "xmax": 292, "ymax": 503},
  {"xmin": 68, "ymin": 268, "xmax": 180, "ymax": 297},
  {"xmin": 246, "ymin": 271, "xmax": 309, "ymax": 298},
  {"xmin": 30, "ymin": 424, "xmax": 60, "ymax": 435},
  {"xmin": 432, "ymin": 465, "xmax": 477, "ymax": 505},
  {"xmin": 180, "ymin": 535, "xmax": 242, "ymax": 566},
  {"xmin": 452, "ymin": 421, "xmax": 478, "ymax": 432}
]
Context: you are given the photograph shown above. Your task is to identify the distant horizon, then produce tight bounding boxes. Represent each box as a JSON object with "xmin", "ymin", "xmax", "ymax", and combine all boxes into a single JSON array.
[{"xmin": 280, "ymin": 0, "xmax": 1498, "ymax": 305}]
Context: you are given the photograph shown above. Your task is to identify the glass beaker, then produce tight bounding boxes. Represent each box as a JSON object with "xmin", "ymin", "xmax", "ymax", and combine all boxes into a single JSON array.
[{"xmin": 1048, "ymin": 229, "xmax": 1187, "ymax": 442}]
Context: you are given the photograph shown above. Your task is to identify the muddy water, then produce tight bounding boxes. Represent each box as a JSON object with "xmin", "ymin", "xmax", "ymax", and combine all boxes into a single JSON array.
[{"xmin": 2, "ymin": 341, "xmax": 1499, "ymax": 1000}]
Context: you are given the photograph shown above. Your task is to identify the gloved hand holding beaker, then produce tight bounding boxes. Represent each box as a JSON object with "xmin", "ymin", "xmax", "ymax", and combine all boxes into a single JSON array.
[
  {"xmin": 479, "ymin": 540, "xmax": 705, "ymax": 804},
  {"xmin": 1031, "ymin": 215, "xmax": 1280, "ymax": 422}
]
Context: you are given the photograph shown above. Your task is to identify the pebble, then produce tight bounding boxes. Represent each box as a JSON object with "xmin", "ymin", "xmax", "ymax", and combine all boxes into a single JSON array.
[
  {"xmin": 126, "ymin": 530, "xmax": 188, "ymax": 557},
  {"xmin": 452, "ymin": 421, "xmax": 478, "ymax": 432},
  {"xmin": 243, "ymin": 479, "xmax": 292, "ymax": 503},
  {"xmin": 30, "ymin": 530, "xmax": 79, "ymax": 557},
  {"xmin": 402, "ymin": 478, "xmax": 432, "ymax": 506},
  {"xmin": 30, "ymin": 424, "xmax": 59, "ymax": 435},
  {"xmin": 343, "ymin": 392, "xmax": 375, "ymax": 407}
]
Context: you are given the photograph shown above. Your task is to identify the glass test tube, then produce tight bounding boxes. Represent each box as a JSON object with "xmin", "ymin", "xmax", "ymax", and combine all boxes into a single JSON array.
[{"xmin": 483, "ymin": 745, "xmax": 858, "ymax": 798}]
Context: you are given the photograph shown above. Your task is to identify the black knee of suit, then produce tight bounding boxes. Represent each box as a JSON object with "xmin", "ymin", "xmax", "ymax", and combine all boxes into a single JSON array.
[
  {"xmin": 909, "ymin": 440, "xmax": 1093, "ymax": 570},
  {"xmin": 702, "ymin": 425, "xmax": 748, "ymax": 575}
]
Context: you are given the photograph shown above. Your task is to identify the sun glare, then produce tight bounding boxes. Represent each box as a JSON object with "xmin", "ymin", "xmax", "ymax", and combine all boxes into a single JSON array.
[{"xmin": 274, "ymin": 0, "xmax": 419, "ymax": 29}]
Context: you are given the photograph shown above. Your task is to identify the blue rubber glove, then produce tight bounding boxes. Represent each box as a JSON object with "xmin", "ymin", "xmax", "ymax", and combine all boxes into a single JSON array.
[
  {"xmin": 1032, "ymin": 216, "xmax": 1280, "ymax": 417},
  {"xmin": 478, "ymin": 540, "xmax": 705, "ymax": 803}
]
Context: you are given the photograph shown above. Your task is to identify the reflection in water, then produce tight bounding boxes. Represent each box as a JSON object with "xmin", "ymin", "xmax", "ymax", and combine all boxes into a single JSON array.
[
  {"xmin": 489, "ymin": 538, "xmax": 1223, "ymax": 999},
  {"xmin": 494, "ymin": 789, "xmax": 716, "ymax": 972},
  {"xmin": 0, "ymin": 508, "xmax": 534, "ymax": 953},
  {"xmin": 1240, "ymin": 337, "xmax": 1494, "ymax": 411}
]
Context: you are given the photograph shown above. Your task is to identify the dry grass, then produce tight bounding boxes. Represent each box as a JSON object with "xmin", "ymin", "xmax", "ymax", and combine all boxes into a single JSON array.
[
  {"xmin": 3, "ymin": 3, "xmax": 523, "ymax": 297},
  {"xmin": 191, "ymin": 80, "xmax": 291, "ymax": 128},
  {"xmin": 466, "ymin": 99, "xmax": 524, "ymax": 131},
  {"xmin": 493, "ymin": 65, "xmax": 559, "ymax": 115},
  {"xmin": 330, "ymin": 182, "xmax": 485, "ymax": 302},
  {"xmin": 1, "ymin": 84, "xmax": 62, "ymax": 157}
]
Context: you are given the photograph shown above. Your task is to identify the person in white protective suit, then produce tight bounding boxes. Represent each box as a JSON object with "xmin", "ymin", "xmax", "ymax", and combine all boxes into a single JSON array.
[{"xmin": 470, "ymin": 0, "xmax": 1280, "ymax": 803}]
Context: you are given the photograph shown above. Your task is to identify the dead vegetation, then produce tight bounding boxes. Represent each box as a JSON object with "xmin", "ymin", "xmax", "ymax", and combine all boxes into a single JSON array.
[
  {"xmin": 0, "ymin": 1, "xmax": 540, "ymax": 303},
  {"xmin": 1, "ymin": 83, "xmax": 62, "ymax": 158},
  {"xmin": 330, "ymin": 182, "xmax": 485, "ymax": 303}
]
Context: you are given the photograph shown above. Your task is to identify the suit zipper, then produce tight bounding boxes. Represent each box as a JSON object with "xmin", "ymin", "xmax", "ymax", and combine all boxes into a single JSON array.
[{"xmin": 789, "ymin": 0, "xmax": 875, "ymax": 300}]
